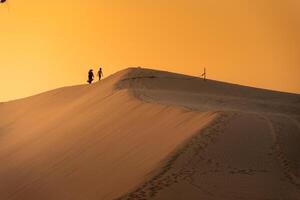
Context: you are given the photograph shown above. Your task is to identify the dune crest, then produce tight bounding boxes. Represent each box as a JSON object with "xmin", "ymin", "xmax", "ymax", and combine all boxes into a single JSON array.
[{"xmin": 0, "ymin": 67, "xmax": 299, "ymax": 200}]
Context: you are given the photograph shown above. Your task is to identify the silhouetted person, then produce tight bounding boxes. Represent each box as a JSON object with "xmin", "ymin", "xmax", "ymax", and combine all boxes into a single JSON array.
[
  {"xmin": 98, "ymin": 67, "xmax": 103, "ymax": 81},
  {"xmin": 201, "ymin": 67, "xmax": 206, "ymax": 81},
  {"xmin": 87, "ymin": 69, "xmax": 94, "ymax": 84}
]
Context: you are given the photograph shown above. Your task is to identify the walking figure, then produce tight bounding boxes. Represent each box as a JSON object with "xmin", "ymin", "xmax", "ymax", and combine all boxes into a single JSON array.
[
  {"xmin": 87, "ymin": 69, "xmax": 94, "ymax": 84},
  {"xmin": 98, "ymin": 67, "xmax": 104, "ymax": 81},
  {"xmin": 201, "ymin": 67, "xmax": 206, "ymax": 81}
]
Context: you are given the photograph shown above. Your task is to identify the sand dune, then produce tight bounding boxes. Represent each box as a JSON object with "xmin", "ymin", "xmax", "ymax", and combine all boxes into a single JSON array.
[
  {"xmin": 0, "ymin": 68, "xmax": 299, "ymax": 200},
  {"xmin": 117, "ymin": 68, "xmax": 300, "ymax": 115}
]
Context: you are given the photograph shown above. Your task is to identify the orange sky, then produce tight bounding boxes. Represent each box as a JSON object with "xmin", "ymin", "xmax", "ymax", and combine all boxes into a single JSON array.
[{"xmin": 0, "ymin": 0, "xmax": 299, "ymax": 101}]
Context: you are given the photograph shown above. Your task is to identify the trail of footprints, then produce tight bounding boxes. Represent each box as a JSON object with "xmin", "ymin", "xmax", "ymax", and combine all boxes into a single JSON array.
[
  {"xmin": 117, "ymin": 112, "xmax": 299, "ymax": 200},
  {"xmin": 117, "ymin": 112, "xmax": 233, "ymax": 200},
  {"xmin": 267, "ymin": 116, "xmax": 300, "ymax": 188}
]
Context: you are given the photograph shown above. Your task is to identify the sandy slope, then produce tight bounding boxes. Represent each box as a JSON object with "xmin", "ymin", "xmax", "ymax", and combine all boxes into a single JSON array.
[
  {"xmin": 0, "ymin": 68, "xmax": 300, "ymax": 200},
  {"xmin": 0, "ymin": 69, "xmax": 217, "ymax": 200}
]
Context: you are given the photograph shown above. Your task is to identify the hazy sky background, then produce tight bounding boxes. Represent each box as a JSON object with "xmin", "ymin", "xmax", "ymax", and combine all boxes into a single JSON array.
[{"xmin": 0, "ymin": 0, "xmax": 299, "ymax": 101}]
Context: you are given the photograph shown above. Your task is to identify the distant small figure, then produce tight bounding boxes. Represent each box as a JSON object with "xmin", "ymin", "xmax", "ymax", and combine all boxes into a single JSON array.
[
  {"xmin": 201, "ymin": 67, "xmax": 206, "ymax": 81},
  {"xmin": 98, "ymin": 67, "xmax": 103, "ymax": 81},
  {"xmin": 87, "ymin": 69, "xmax": 94, "ymax": 84}
]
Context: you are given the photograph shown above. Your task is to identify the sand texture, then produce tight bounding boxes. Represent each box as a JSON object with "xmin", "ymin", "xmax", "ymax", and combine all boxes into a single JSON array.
[{"xmin": 0, "ymin": 68, "xmax": 299, "ymax": 200}]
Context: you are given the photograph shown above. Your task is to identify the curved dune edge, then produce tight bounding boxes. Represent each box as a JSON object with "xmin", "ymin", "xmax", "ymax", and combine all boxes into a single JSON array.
[
  {"xmin": 0, "ymin": 67, "xmax": 299, "ymax": 200},
  {"xmin": 115, "ymin": 68, "xmax": 300, "ymax": 199}
]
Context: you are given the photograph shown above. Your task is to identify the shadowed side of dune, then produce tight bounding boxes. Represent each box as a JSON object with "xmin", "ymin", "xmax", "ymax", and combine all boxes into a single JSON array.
[
  {"xmin": 114, "ymin": 68, "xmax": 300, "ymax": 199},
  {"xmin": 118, "ymin": 112, "xmax": 300, "ymax": 200},
  {"xmin": 116, "ymin": 68, "xmax": 300, "ymax": 115}
]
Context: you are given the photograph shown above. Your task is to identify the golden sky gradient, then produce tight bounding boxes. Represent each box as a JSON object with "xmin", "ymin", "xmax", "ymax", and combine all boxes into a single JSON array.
[{"xmin": 0, "ymin": 0, "xmax": 299, "ymax": 101}]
